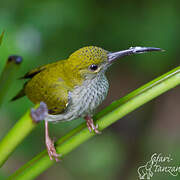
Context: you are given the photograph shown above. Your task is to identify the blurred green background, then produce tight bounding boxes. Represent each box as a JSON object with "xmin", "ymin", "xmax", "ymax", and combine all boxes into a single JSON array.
[{"xmin": 0, "ymin": 0, "xmax": 179, "ymax": 179}]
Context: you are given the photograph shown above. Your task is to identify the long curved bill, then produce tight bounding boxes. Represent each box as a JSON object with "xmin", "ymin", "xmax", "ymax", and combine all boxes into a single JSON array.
[{"xmin": 108, "ymin": 46, "xmax": 163, "ymax": 63}]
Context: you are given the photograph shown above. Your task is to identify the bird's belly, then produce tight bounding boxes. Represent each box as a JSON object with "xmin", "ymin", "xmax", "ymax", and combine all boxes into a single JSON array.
[{"xmin": 62, "ymin": 74, "xmax": 109, "ymax": 121}]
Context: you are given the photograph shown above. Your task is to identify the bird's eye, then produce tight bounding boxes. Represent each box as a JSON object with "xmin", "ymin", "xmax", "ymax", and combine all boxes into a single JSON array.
[{"xmin": 89, "ymin": 64, "xmax": 98, "ymax": 71}]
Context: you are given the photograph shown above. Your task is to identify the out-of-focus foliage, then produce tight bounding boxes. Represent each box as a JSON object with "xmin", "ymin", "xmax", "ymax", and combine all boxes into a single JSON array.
[
  {"xmin": 0, "ymin": 0, "xmax": 179, "ymax": 179},
  {"xmin": 0, "ymin": 31, "xmax": 4, "ymax": 46}
]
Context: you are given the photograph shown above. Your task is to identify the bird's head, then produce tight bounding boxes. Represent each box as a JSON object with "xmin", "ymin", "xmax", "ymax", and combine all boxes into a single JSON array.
[{"xmin": 67, "ymin": 46, "xmax": 162, "ymax": 80}]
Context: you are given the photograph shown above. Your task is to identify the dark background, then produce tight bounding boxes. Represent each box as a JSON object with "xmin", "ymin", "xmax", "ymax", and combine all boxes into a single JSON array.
[{"xmin": 0, "ymin": 0, "xmax": 179, "ymax": 179}]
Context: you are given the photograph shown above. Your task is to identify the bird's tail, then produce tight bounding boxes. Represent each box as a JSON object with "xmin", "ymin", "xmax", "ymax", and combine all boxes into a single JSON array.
[
  {"xmin": 11, "ymin": 88, "xmax": 25, "ymax": 101},
  {"xmin": 11, "ymin": 82, "xmax": 27, "ymax": 101}
]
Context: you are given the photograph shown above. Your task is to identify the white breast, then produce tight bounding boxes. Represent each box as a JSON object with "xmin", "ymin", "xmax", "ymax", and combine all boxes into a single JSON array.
[{"xmin": 45, "ymin": 73, "xmax": 109, "ymax": 122}]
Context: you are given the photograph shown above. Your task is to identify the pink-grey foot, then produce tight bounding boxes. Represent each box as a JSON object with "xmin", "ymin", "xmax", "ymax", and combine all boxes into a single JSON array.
[
  {"xmin": 30, "ymin": 102, "xmax": 48, "ymax": 122},
  {"xmin": 45, "ymin": 120, "xmax": 61, "ymax": 162},
  {"xmin": 85, "ymin": 115, "xmax": 101, "ymax": 134}
]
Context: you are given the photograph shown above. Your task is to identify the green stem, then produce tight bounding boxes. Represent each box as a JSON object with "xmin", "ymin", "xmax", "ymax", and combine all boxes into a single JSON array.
[
  {"xmin": 0, "ymin": 55, "xmax": 23, "ymax": 107},
  {"xmin": 7, "ymin": 66, "xmax": 180, "ymax": 180},
  {"xmin": 0, "ymin": 108, "xmax": 38, "ymax": 166},
  {"xmin": 96, "ymin": 66, "xmax": 180, "ymax": 119}
]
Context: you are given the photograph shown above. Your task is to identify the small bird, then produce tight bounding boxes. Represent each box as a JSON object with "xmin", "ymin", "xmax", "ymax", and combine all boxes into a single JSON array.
[{"xmin": 12, "ymin": 46, "xmax": 162, "ymax": 161}]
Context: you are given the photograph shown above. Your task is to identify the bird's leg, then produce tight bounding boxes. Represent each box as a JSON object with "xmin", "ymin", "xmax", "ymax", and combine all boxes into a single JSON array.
[
  {"xmin": 30, "ymin": 102, "xmax": 61, "ymax": 162},
  {"xmin": 85, "ymin": 115, "xmax": 101, "ymax": 134},
  {"xmin": 45, "ymin": 120, "xmax": 61, "ymax": 162}
]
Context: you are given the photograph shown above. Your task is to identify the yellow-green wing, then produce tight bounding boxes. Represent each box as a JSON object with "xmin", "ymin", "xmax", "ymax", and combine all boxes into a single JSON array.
[
  {"xmin": 24, "ymin": 61, "xmax": 71, "ymax": 114},
  {"xmin": 21, "ymin": 61, "xmax": 58, "ymax": 79},
  {"xmin": 12, "ymin": 62, "xmax": 58, "ymax": 100}
]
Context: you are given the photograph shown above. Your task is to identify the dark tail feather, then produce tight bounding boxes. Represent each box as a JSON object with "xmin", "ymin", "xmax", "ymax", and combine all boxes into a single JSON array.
[{"xmin": 11, "ymin": 88, "xmax": 25, "ymax": 101}]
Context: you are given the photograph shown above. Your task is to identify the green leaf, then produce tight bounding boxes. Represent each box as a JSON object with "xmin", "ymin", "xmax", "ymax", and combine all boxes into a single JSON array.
[{"xmin": 0, "ymin": 56, "xmax": 23, "ymax": 107}]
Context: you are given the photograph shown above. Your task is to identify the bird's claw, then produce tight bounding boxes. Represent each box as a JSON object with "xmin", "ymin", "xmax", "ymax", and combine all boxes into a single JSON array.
[
  {"xmin": 31, "ymin": 102, "xmax": 48, "ymax": 123},
  {"xmin": 85, "ymin": 116, "xmax": 101, "ymax": 134},
  {"xmin": 46, "ymin": 137, "xmax": 61, "ymax": 162}
]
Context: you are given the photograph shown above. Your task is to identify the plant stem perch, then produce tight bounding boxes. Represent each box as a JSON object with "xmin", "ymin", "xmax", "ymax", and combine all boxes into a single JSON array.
[{"xmin": 6, "ymin": 66, "xmax": 180, "ymax": 180}]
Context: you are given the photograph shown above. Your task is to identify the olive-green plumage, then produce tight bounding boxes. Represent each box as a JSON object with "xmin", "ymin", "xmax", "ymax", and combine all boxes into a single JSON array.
[
  {"xmin": 13, "ymin": 46, "xmax": 162, "ymax": 117},
  {"xmin": 13, "ymin": 46, "xmax": 108, "ymax": 114}
]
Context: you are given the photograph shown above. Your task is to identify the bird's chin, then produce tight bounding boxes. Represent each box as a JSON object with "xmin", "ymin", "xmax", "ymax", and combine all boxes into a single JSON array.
[{"xmin": 84, "ymin": 73, "xmax": 98, "ymax": 80}]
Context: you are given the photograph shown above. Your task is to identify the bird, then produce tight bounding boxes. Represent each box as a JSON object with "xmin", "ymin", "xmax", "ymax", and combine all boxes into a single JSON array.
[{"xmin": 12, "ymin": 46, "xmax": 162, "ymax": 161}]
